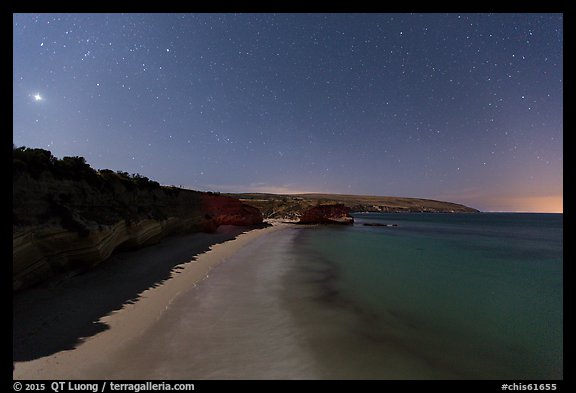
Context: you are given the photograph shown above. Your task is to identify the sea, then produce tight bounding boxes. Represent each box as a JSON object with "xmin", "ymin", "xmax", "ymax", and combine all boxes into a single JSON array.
[{"xmin": 104, "ymin": 212, "xmax": 563, "ymax": 379}]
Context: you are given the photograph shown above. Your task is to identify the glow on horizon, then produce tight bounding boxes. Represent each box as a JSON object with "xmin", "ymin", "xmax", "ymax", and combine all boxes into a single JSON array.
[
  {"xmin": 198, "ymin": 182, "xmax": 564, "ymax": 213},
  {"xmin": 478, "ymin": 195, "xmax": 563, "ymax": 213},
  {"xmin": 197, "ymin": 183, "xmax": 321, "ymax": 195}
]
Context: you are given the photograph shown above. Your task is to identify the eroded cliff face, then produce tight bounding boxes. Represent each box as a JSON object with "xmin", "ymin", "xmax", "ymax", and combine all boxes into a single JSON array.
[
  {"xmin": 298, "ymin": 204, "xmax": 354, "ymax": 225},
  {"xmin": 13, "ymin": 169, "xmax": 262, "ymax": 291},
  {"xmin": 201, "ymin": 194, "xmax": 263, "ymax": 227}
]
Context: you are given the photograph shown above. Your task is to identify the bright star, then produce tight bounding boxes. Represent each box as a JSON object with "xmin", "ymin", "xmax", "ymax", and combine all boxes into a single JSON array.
[{"xmin": 33, "ymin": 93, "xmax": 43, "ymax": 101}]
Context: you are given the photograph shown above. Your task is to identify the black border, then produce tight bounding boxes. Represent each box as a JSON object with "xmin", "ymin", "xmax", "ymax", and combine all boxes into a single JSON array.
[{"xmin": 9, "ymin": 0, "xmax": 569, "ymax": 387}]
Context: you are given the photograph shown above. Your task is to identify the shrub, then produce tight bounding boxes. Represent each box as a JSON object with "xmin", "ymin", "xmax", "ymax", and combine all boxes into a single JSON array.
[
  {"xmin": 13, "ymin": 147, "xmax": 56, "ymax": 178},
  {"xmin": 53, "ymin": 156, "xmax": 92, "ymax": 180},
  {"xmin": 131, "ymin": 173, "xmax": 160, "ymax": 189}
]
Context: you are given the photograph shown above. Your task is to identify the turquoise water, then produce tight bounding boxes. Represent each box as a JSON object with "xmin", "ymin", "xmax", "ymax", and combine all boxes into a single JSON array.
[
  {"xmin": 287, "ymin": 213, "xmax": 562, "ymax": 379},
  {"xmin": 98, "ymin": 213, "xmax": 562, "ymax": 379}
]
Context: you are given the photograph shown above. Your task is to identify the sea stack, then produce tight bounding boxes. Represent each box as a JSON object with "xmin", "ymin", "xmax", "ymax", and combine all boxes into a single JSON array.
[{"xmin": 298, "ymin": 203, "xmax": 354, "ymax": 225}]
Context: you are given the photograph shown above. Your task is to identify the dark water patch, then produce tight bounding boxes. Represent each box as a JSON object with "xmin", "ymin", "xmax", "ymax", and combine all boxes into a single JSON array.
[{"xmin": 277, "ymin": 230, "xmax": 463, "ymax": 378}]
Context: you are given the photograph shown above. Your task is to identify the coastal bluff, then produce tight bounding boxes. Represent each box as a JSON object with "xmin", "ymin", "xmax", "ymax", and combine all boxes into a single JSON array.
[
  {"xmin": 298, "ymin": 204, "xmax": 354, "ymax": 225},
  {"xmin": 227, "ymin": 192, "xmax": 479, "ymax": 220},
  {"xmin": 13, "ymin": 147, "xmax": 262, "ymax": 291}
]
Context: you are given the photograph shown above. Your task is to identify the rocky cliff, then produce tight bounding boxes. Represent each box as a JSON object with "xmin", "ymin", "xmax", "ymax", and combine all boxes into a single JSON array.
[
  {"xmin": 201, "ymin": 194, "xmax": 264, "ymax": 227},
  {"xmin": 13, "ymin": 147, "xmax": 262, "ymax": 291},
  {"xmin": 298, "ymin": 204, "xmax": 354, "ymax": 225}
]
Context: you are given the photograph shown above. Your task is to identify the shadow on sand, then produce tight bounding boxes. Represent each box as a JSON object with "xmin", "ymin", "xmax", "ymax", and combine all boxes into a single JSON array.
[{"xmin": 13, "ymin": 224, "xmax": 269, "ymax": 363}]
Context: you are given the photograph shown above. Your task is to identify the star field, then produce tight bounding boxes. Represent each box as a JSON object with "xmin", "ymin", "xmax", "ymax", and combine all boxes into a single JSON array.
[{"xmin": 13, "ymin": 13, "xmax": 563, "ymax": 212}]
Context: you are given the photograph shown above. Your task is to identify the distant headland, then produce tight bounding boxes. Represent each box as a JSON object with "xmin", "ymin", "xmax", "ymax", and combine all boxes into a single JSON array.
[{"xmin": 226, "ymin": 192, "xmax": 479, "ymax": 220}]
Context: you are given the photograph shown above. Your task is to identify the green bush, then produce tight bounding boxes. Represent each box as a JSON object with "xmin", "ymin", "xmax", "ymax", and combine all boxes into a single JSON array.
[
  {"xmin": 53, "ymin": 156, "xmax": 92, "ymax": 180},
  {"xmin": 13, "ymin": 146, "xmax": 56, "ymax": 178},
  {"xmin": 14, "ymin": 146, "xmax": 165, "ymax": 192},
  {"xmin": 130, "ymin": 173, "xmax": 160, "ymax": 189}
]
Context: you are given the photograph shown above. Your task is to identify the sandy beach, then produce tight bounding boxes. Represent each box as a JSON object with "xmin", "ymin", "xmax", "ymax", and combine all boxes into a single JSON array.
[{"xmin": 13, "ymin": 221, "xmax": 291, "ymax": 379}]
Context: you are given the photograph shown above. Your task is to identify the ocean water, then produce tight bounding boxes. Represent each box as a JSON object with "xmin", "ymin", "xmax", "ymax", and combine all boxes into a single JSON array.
[
  {"xmin": 286, "ymin": 213, "xmax": 563, "ymax": 379},
  {"xmin": 100, "ymin": 213, "xmax": 562, "ymax": 379}
]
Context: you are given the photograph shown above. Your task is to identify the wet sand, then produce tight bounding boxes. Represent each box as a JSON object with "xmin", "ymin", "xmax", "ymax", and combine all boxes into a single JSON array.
[
  {"xmin": 88, "ymin": 224, "xmax": 321, "ymax": 379},
  {"xmin": 13, "ymin": 222, "xmax": 291, "ymax": 379}
]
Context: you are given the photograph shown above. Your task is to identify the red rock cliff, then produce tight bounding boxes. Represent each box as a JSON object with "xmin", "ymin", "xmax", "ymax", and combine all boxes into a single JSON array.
[
  {"xmin": 201, "ymin": 194, "xmax": 263, "ymax": 228},
  {"xmin": 298, "ymin": 204, "xmax": 354, "ymax": 225}
]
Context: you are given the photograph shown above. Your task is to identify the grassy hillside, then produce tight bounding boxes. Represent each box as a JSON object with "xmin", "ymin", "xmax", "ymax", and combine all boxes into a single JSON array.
[{"xmin": 226, "ymin": 192, "xmax": 479, "ymax": 219}]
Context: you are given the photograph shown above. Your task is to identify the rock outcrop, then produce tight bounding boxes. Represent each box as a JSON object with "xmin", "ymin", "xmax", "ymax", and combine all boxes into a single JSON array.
[
  {"xmin": 201, "ymin": 194, "xmax": 263, "ymax": 228},
  {"xmin": 298, "ymin": 204, "xmax": 354, "ymax": 225}
]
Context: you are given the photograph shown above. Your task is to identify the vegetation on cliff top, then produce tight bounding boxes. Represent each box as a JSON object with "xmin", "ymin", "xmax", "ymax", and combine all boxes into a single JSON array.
[
  {"xmin": 13, "ymin": 146, "xmax": 162, "ymax": 190},
  {"xmin": 13, "ymin": 146, "xmax": 200, "ymax": 233}
]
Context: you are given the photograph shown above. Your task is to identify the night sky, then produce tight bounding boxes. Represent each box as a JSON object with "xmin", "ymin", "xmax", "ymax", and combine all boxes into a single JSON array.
[{"xmin": 13, "ymin": 13, "xmax": 563, "ymax": 212}]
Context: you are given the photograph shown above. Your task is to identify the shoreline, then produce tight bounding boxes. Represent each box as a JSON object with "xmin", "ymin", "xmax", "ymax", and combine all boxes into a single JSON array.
[{"xmin": 14, "ymin": 221, "xmax": 291, "ymax": 380}]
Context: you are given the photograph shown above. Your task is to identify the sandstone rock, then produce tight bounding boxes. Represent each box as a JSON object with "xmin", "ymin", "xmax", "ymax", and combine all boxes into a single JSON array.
[
  {"xmin": 298, "ymin": 204, "xmax": 354, "ymax": 225},
  {"xmin": 201, "ymin": 194, "xmax": 263, "ymax": 227},
  {"xmin": 12, "ymin": 217, "xmax": 201, "ymax": 291},
  {"xmin": 13, "ymin": 173, "xmax": 262, "ymax": 291}
]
